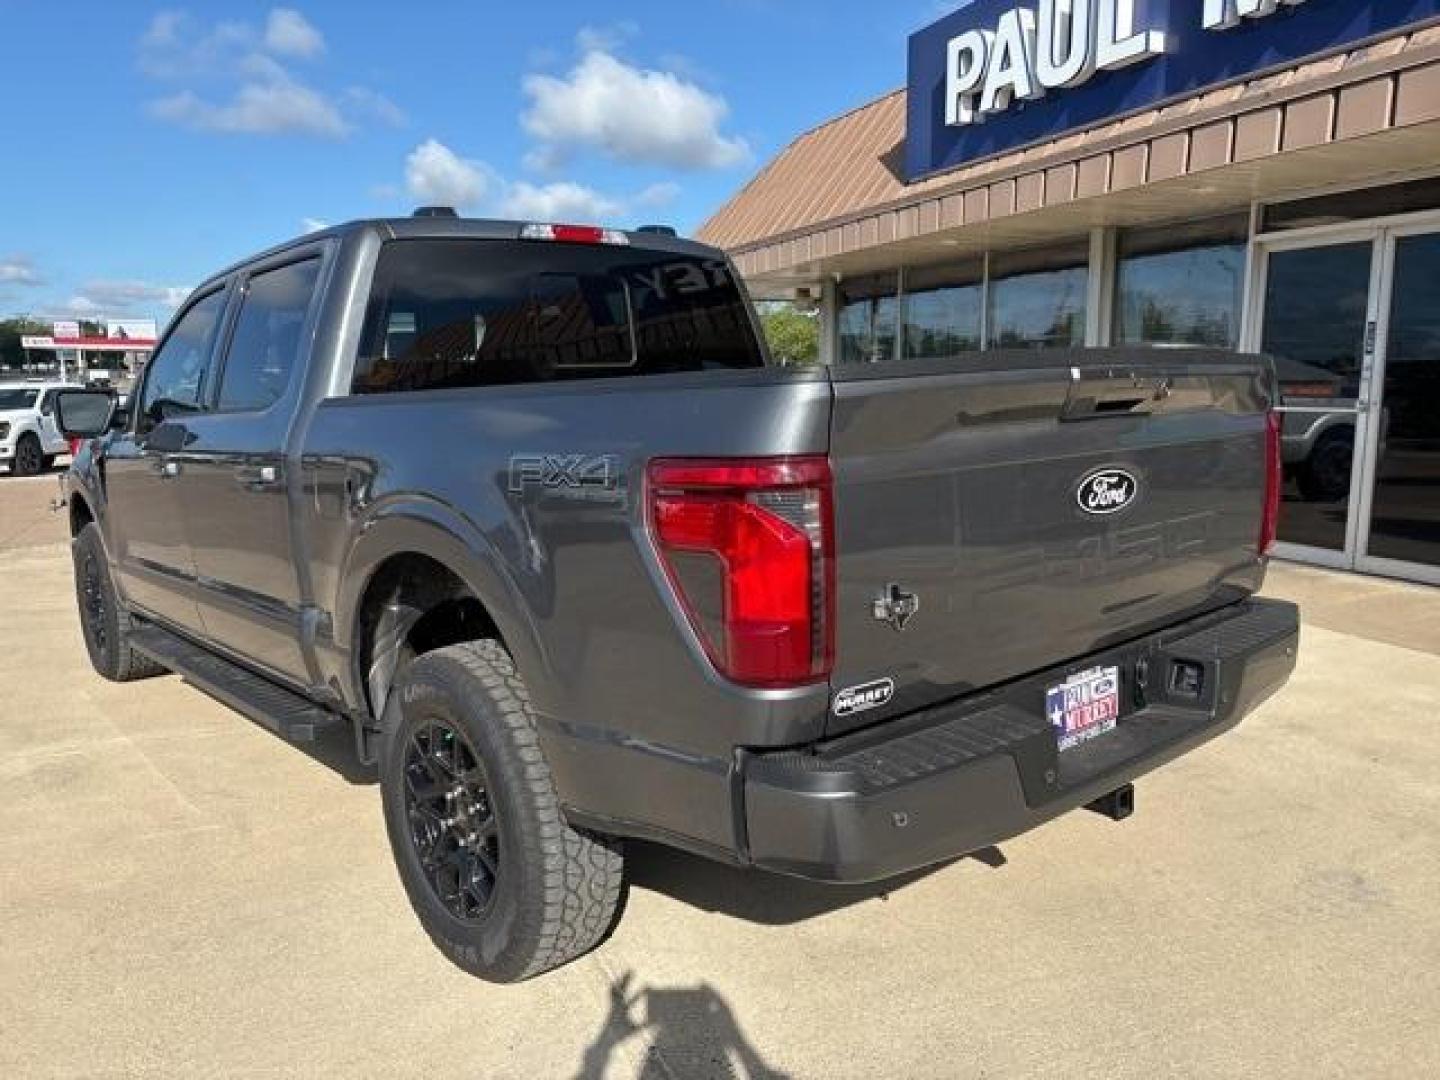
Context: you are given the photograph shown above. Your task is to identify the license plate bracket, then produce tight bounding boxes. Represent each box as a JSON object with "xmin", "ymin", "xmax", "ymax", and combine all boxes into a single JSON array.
[{"xmin": 1046, "ymin": 665, "xmax": 1121, "ymax": 752}]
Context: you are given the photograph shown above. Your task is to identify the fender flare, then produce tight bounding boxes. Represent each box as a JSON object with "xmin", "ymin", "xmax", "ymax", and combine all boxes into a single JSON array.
[{"xmin": 333, "ymin": 496, "xmax": 550, "ymax": 712}]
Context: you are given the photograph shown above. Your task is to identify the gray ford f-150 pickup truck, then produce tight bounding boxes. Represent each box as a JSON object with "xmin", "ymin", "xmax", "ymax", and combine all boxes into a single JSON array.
[{"xmin": 54, "ymin": 213, "xmax": 1299, "ymax": 982}]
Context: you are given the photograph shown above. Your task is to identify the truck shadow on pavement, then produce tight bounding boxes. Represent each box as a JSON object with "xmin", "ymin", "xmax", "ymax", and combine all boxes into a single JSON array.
[
  {"xmin": 624, "ymin": 840, "xmax": 1004, "ymax": 926},
  {"xmin": 575, "ymin": 970, "xmax": 791, "ymax": 1080},
  {"xmin": 277, "ymin": 725, "xmax": 1009, "ymax": 927}
]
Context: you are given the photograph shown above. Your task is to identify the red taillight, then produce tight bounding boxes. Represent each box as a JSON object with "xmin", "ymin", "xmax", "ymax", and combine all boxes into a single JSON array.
[
  {"xmin": 1260, "ymin": 410, "xmax": 1282, "ymax": 556},
  {"xmin": 648, "ymin": 457, "xmax": 834, "ymax": 688}
]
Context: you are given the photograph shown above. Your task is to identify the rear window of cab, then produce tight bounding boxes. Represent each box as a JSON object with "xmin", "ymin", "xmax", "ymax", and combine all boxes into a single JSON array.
[{"xmin": 351, "ymin": 239, "xmax": 767, "ymax": 394}]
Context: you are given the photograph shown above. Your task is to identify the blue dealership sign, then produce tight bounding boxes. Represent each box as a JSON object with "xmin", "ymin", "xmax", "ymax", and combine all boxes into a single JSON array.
[{"xmin": 906, "ymin": 0, "xmax": 1440, "ymax": 182}]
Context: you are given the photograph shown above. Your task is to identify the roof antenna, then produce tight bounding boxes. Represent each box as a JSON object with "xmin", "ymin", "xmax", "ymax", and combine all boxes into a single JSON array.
[{"xmin": 413, "ymin": 206, "xmax": 459, "ymax": 218}]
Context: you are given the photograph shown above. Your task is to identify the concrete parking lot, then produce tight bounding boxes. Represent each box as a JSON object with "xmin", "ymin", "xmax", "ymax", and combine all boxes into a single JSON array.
[{"xmin": 1, "ymin": 475, "xmax": 1437, "ymax": 1079}]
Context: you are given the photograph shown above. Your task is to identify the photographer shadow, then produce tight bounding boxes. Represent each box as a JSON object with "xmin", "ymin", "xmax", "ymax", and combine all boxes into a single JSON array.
[{"xmin": 576, "ymin": 971, "xmax": 791, "ymax": 1080}]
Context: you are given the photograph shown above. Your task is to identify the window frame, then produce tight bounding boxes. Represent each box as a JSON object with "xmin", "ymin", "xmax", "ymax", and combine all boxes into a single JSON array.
[
  {"xmin": 132, "ymin": 280, "xmax": 234, "ymax": 437},
  {"xmin": 207, "ymin": 245, "xmax": 329, "ymax": 417}
]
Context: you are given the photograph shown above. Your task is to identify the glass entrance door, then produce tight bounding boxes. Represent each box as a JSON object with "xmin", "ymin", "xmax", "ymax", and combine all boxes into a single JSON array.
[
  {"xmin": 1257, "ymin": 236, "xmax": 1381, "ymax": 565},
  {"xmin": 1358, "ymin": 228, "xmax": 1440, "ymax": 582},
  {"xmin": 1255, "ymin": 219, "xmax": 1440, "ymax": 582}
]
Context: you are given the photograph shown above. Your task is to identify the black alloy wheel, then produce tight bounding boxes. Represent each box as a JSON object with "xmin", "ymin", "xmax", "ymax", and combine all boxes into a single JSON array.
[
  {"xmin": 70, "ymin": 522, "xmax": 168, "ymax": 682},
  {"xmin": 79, "ymin": 547, "xmax": 109, "ymax": 656},
  {"xmin": 379, "ymin": 639, "xmax": 625, "ymax": 982},
  {"xmin": 402, "ymin": 721, "xmax": 501, "ymax": 923}
]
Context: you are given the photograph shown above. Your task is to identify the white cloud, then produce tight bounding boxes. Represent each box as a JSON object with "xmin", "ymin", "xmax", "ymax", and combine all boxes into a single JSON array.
[
  {"xmin": 140, "ymin": 9, "xmax": 394, "ymax": 139},
  {"xmin": 522, "ymin": 48, "xmax": 749, "ymax": 170},
  {"xmin": 397, "ymin": 139, "xmax": 685, "ymax": 225},
  {"xmin": 0, "ymin": 256, "xmax": 43, "ymax": 288},
  {"xmin": 344, "ymin": 86, "xmax": 406, "ymax": 127},
  {"xmin": 500, "ymin": 182, "xmax": 624, "ymax": 222},
  {"xmin": 301, "ymin": 217, "xmax": 330, "ymax": 233},
  {"xmin": 62, "ymin": 296, "xmax": 101, "ymax": 317},
  {"xmin": 151, "ymin": 80, "xmax": 348, "ymax": 138},
  {"xmin": 635, "ymin": 181, "xmax": 681, "ymax": 209},
  {"xmin": 138, "ymin": 11, "xmax": 251, "ymax": 78},
  {"xmin": 264, "ymin": 8, "xmax": 324, "ymax": 58},
  {"xmin": 140, "ymin": 11, "xmax": 185, "ymax": 54},
  {"xmin": 575, "ymin": 22, "xmax": 639, "ymax": 54},
  {"xmin": 405, "ymin": 139, "xmax": 492, "ymax": 208},
  {"xmin": 66, "ymin": 280, "xmax": 190, "ymax": 317}
]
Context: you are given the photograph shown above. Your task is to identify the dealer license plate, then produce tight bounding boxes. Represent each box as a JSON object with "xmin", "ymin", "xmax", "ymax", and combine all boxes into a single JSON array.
[{"xmin": 1046, "ymin": 665, "xmax": 1120, "ymax": 752}]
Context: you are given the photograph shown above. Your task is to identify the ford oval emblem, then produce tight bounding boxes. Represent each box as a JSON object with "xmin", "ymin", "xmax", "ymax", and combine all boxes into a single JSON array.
[{"xmin": 1076, "ymin": 468, "xmax": 1139, "ymax": 516}]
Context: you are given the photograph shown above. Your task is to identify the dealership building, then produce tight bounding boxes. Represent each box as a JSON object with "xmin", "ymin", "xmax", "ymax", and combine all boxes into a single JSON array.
[{"xmin": 700, "ymin": 0, "xmax": 1440, "ymax": 584}]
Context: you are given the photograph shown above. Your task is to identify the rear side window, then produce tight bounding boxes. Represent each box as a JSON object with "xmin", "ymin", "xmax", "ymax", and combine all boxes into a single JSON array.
[
  {"xmin": 351, "ymin": 239, "xmax": 765, "ymax": 394},
  {"xmin": 218, "ymin": 258, "xmax": 321, "ymax": 413}
]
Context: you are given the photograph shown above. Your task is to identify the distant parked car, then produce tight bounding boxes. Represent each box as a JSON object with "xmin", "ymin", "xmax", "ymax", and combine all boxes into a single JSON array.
[{"xmin": 0, "ymin": 379, "xmax": 78, "ymax": 476}]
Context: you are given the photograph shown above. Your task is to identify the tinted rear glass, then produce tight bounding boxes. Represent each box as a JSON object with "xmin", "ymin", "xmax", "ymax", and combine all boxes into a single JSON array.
[{"xmin": 352, "ymin": 239, "xmax": 766, "ymax": 394}]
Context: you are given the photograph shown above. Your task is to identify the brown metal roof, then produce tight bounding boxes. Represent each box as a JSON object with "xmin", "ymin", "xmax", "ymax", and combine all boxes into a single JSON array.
[{"xmin": 698, "ymin": 24, "xmax": 1440, "ymax": 269}]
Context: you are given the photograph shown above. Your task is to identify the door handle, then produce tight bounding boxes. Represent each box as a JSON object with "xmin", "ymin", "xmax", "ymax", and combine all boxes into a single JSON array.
[
  {"xmin": 234, "ymin": 464, "xmax": 280, "ymax": 489},
  {"xmin": 154, "ymin": 459, "xmax": 181, "ymax": 479}
]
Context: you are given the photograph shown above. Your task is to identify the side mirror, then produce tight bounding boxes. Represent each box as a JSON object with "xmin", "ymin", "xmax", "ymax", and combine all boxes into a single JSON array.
[{"xmin": 53, "ymin": 390, "xmax": 118, "ymax": 439}]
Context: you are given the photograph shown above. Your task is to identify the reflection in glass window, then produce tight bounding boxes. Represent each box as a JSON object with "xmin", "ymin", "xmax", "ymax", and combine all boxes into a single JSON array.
[
  {"xmin": 837, "ymin": 273, "xmax": 898, "ymax": 365},
  {"xmin": 218, "ymin": 258, "xmax": 321, "ymax": 412},
  {"xmin": 1262, "ymin": 243, "xmax": 1371, "ymax": 397},
  {"xmin": 1115, "ymin": 216, "xmax": 1248, "ymax": 347},
  {"xmin": 139, "ymin": 288, "xmax": 227, "ymax": 431},
  {"xmin": 988, "ymin": 245, "xmax": 1088, "ymax": 349},
  {"xmin": 351, "ymin": 240, "xmax": 765, "ymax": 394},
  {"xmin": 902, "ymin": 262, "xmax": 982, "ymax": 361}
]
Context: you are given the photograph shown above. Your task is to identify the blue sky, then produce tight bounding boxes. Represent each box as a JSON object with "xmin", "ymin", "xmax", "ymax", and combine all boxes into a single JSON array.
[{"xmin": 0, "ymin": 0, "xmax": 947, "ymax": 323}]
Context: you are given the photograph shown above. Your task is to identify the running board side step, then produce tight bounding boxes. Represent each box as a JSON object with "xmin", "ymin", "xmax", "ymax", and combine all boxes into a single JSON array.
[{"xmin": 130, "ymin": 623, "xmax": 341, "ymax": 744}]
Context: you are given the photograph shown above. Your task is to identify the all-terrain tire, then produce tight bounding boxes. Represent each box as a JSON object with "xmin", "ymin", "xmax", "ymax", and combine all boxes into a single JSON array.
[
  {"xmin": 380, "ymin": 640, "xmax": 625, "ymax": 983},
  {"xmin": 72, "ymin": 523, "xmax": 168, "ymax": 682},
  {"xmin": 11, "ymin": 433, "xmax": 44, "ymax": 476}
]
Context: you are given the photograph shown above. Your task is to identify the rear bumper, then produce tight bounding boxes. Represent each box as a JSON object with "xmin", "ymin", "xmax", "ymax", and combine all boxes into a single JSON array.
[{"xmin": 741, "ymin": 598, "xmax": 1299, "ymax": 883}]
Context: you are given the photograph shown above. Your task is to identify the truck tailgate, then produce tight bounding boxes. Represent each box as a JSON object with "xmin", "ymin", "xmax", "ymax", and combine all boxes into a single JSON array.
[{"xmin": 826, "ymin": 349, "xmax": 1273, "ymax": 736}]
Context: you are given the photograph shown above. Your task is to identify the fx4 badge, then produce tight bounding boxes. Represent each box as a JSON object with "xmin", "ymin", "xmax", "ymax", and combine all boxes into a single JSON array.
[
  {"xmin": 873, "ymin": 583, "xmax": 920, "ymax": 632},
  {"xmin": 508, "ymin": 453, "xmax": 619, "ymax": 493}
]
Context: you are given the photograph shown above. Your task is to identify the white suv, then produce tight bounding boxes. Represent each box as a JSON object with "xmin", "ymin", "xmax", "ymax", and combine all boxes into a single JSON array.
[{"xmin": 0, "ymin": 380, "xmax": 78, "ymax": 476}]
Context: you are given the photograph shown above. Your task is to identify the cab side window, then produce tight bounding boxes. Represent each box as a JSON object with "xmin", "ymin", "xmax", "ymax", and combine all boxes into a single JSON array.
[
  {"xmin": 139, "ymin": 288, "xmax": 227, "ymax": 434},
  {"xmin": 217, "ymin": 258, "xmax": 321, "ymax": 413}
]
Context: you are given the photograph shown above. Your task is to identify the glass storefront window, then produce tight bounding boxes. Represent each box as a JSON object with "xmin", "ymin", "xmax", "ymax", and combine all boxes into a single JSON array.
[
  {"xmin": 838, "ymin": 272, "xmax": 898, "ymax": 364},
  {"xmin": 1115, "ymin": 215, "xmax": 1249, "ymax": 348},
  {"xmin": 902, "ymin": 261, "xmax": 983, "ymax": 361},
  {"xmin": 988, "ymin": 245, "xmax": 1088, "ymax": 349},
  {"xmin": 1262, "ymin": 176, "xmax": 1440, "ymax": 233}
]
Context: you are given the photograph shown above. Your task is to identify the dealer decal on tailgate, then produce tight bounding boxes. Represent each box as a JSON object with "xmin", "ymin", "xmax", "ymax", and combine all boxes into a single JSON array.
[{"xmin": 1046, "ymin": 666, "xmax": 1120, "ymax": 752}]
